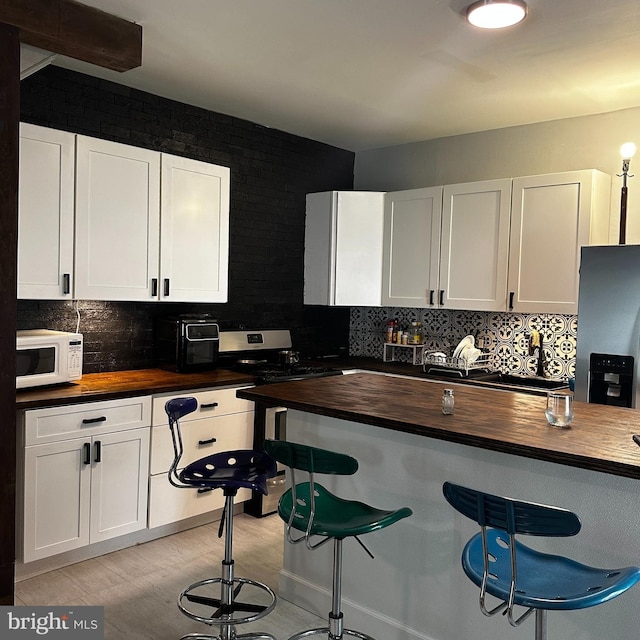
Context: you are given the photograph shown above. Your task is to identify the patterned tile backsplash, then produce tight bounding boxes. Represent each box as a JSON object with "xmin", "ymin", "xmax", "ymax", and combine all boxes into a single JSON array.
[{"xmin": 349, "ymin": 307, "xmax": 577, "ymax": 380}]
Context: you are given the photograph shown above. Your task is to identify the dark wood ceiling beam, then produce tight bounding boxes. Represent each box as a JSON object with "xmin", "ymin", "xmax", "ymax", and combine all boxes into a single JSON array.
[{"xmin": 0, "ymin": 0, "xmax": 142, "ymax": 72}]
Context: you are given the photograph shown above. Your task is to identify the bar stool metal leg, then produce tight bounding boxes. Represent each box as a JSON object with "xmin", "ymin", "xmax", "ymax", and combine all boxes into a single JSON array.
[
  {"xmin": 177, "ymin": 494, "xmax": 277, "ymax": 640},
  {"xmin": 535, "ymin": 610, "xmax": 547, "ymax": 640},
  {"xmin": 288, "ymin": 540, "xmax": 375, "ymax": 640}
]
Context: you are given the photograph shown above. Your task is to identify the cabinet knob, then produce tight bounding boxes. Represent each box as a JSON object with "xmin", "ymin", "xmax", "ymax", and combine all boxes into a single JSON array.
[
  {"xmin": 198, "ymin": 437, "xmax": 217, "ymax": 446},
  {"xmin": 151, "ymin": 278, "xmax": 158, "ymax": 297},
  {"xmin": 163, "ymin": 278, "xmax": 170, "ymax": 297},
  {"xmin": 509, "ymin": 291, "xmax": 515, "ymax": 310},
  {"xmin": 439, "ymin": 290, "xmax": 445, "ymax": 306},
  {"xmin": 200, "ymin": 402, "xmax": 219, "ymax": 410},
  {"xmin": 62, "ymin": 273, "xmax": 71, "ymax": 295},
  {"xmin": 82, "ymin": 416, "xmax": 107, "ymax": 424},
  {"xmin": 83, "ymin": 442, "xmax": 91, "ymax": 465}
]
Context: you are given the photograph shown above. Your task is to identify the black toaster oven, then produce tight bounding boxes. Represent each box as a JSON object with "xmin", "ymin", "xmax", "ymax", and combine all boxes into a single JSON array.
[{"xmin": 155, "ymin": 315, "xmax": 220, "ymax": 372}]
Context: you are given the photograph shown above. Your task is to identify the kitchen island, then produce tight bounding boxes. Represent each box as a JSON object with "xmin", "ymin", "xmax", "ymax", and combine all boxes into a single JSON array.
[{"xmin": 237, "ymin": 373, "xmax": 640, "ymax": 640}]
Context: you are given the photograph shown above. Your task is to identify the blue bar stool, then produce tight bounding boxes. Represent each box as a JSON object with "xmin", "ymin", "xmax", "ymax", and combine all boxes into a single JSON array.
[
  {"xmin": 443, "ymin": 481, "xmax": 640, "ymax": 640},
  {"xmin": 166, "ymin": 397, "xmax": 278, "ymax": 640},
  {"xmin": 265, "ymin": 438, "xmax": 412, "ymax": 640}
]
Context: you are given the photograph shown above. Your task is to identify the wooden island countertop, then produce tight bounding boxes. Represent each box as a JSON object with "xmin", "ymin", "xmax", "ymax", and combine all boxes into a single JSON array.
[{"xmin": 237, "ymin": 371, "xmax": 640, "ymax": 480}]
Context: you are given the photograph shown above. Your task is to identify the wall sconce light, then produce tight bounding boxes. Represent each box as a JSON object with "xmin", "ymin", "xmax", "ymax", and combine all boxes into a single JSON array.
[
  {"xmin": 618, "ymin": 141, "xmax": 636, "ymax": 245},
  {"xmin": 466, "ymin": 0, "xmax": 528, "ymax": 29}
]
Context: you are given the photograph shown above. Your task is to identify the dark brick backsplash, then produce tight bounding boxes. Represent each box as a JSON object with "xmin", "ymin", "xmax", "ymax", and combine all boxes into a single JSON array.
[{"xmin": 19, "ymin": 67, "xmax": 353, "ymax": 373}]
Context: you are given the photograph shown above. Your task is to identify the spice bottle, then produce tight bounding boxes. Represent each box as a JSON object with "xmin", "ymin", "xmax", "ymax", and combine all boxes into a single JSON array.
[
  {"xmin": 385, "ymin": 320, "xmax": 394, "ymax": 344},
  {"xmin": 442, "ymin": 388, "xmax": 455, "ymax": 415}
]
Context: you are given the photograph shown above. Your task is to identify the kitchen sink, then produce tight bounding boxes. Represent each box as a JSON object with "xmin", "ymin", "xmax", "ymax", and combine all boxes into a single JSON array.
[{"xmin": 480, "ymin": 373, "xmax": 569, "ymax": 391}]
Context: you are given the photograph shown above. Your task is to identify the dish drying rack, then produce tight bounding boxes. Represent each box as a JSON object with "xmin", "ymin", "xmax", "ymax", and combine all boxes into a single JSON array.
[{"xmin": 422, "ymin": 350, "xmax": 493, "ymax": 377}]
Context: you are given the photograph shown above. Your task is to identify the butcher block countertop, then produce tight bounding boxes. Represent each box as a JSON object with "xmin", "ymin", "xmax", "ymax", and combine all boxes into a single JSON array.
[
  {"xmin": 237, "ymin": 372, "xmax": 640, "ymax": 480},
  {"xmin": 15, "ymin": 368, "xmax": 255, "ymax": 410}
]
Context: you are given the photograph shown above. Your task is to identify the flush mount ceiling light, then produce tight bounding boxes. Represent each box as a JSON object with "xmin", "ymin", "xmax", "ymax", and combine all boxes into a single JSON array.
[{"xmin": 466, "ymin": 0, "xmax": 528, "ymax": 29}]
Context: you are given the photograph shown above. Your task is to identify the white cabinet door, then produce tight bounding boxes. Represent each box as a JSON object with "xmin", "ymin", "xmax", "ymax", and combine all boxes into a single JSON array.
[
  {"xmin": 18, "ymin": 123, "xmax": 75, "ymax": 300},
  {"xmin": 508, "ymin": 170, "xmax": 611, "ymax": 314},
  {"xmin": 148, "ymin": 411, "xmax": 253, "ymax": 528},
  {"xmin": 23, "ymin": 438, "xmax": 91, "ymax": 562},
  {"xmin": 382, "ymin": 187, "xmax": 443, "ymax": 308},
  {"xmin": 148, "ymin": 386, "xmax": 254, "ymax": 529},
  {"xmin": 20, "ymin": 396, "xmax": 151, "ymax": 563},
  {"xmin": 90, "ymin": 427, "xmax": 150, "ymax": 543},
  {"xmin": 304, "ymin": 191, "xmax": 385, "ymax": 306},
  {"xmin": 160, "ymin": 154, "xmax": 230, "ymax": 302},
  {"xmin": 74, "ymin": 136, "xmax": 160, "ymax": 300},
  {"xmin": 440, "ymin": 179, "xmax": 512, "ymax": 311}
]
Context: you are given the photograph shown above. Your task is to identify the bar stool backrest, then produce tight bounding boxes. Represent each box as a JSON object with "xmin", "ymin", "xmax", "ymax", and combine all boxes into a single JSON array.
[
  {"xmin": 165, "ymin": 397, "xmax": 198, "ymax": 488},
  {"xmin": 265, "ymin": 439, "xmax": 358, "ymax": 476},
  {"xmin": 443, "ymin": 482, "xmax": 581, "ymax": 537}
]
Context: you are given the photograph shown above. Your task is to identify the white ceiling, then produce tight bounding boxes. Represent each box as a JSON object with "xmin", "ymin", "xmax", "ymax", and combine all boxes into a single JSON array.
[{"xmin": 40, "ymin": 0, "xmax": 640, "ymax": 151}]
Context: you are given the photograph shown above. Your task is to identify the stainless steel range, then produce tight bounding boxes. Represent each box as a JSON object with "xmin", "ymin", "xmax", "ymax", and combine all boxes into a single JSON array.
[
  {"xmin": 219, "ymin": 329, "xmax": 342, "ymax": 516},
  {"xmin": 219, "ymin": 329, "xmax": 342, "ymax": 383}
]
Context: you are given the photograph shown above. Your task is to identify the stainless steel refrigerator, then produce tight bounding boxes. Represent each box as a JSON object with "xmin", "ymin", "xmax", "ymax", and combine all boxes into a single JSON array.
[{"xmin": 575, "ymin": 244, "xmax": 640, "ymax": 406}]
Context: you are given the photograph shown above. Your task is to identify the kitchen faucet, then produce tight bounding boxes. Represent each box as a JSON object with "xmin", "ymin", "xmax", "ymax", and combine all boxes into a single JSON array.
[{"xmin": 528, "ymin": 330, "xmax": 546, "ymax": 377}]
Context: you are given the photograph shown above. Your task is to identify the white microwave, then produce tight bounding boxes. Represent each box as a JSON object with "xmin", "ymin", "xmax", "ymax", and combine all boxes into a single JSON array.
[{"xmin": 16, "ymin": 329, "xmax": 83, "ymax": 389}]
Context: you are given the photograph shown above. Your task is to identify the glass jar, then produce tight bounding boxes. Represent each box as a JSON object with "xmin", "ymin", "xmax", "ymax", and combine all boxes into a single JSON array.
[
  {"xmin": 442, "ymin": 388, "xmax": 455, "ymax": 415},
  {"xmin": 410, "ymin": 321, "xmax": 423, "ymax": 344}
]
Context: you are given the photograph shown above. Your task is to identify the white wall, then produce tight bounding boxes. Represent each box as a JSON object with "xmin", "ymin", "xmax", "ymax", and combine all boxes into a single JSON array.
[{"xmin": 354, "ymin": 106, "xmax": 640, "ymax": 243}]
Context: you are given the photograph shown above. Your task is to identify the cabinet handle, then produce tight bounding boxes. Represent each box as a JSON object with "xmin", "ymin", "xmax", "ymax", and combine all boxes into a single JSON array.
[
  {"xmin": 151, "ymin": 278, "xmax": 158, "ymax": 297},
  {"xmin": 163, "ymin": 278, "xmax": 170, "ymax": 297},
  {"xmin": 94, "ymin": 440, "xmax": 102, "ymax": 463},
  {"xmin": 198, "ymin": 437, "xmax": 217, "ymax": 446},
  {"xmin": 509, "ymin": 291, "xmax": 515, "ymax": 310},
  {"xmin": 200, "ymin": 402, "xmax": 219, "ymax": 410},
  {"xmin": 62, "ymin": 273, "xmax": 71, "ymax": 295},
  {"xmin": 197, "ymin": 487, "xmax": 213, "ymax": 494},
  {"xmin": 83, "ymin": 442, "xmax": 91, "ymax": 465},
  {"xmin": 82, "ymin": 416, "xmax": 107, "ymax": 424},
  {"xmin": 439, "ymin": 290, "xmax": 444, "ymax": 306},
  {"xmin": 429, "ymin": 290, "xmax": 435, "ymax": 306}
]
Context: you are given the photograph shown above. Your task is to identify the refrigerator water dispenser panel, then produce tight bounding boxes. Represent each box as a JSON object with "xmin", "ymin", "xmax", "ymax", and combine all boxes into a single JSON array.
[{"xmin": 588, "ymin": 353, "xmax": 634, "ymax": 407}]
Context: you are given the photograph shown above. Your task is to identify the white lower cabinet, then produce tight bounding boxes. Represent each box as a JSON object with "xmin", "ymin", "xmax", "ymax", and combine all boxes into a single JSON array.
[
  {"xmin": 148, "ymin": 386, "xmax": 254, "ymax": 529},
  {"xmin": 19, "ymin": 396, "xmax": 151, "ymax": 563}
]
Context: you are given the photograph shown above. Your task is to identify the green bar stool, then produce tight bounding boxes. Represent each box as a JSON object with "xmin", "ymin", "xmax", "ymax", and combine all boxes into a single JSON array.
[
  {"xmin": 443, "ymin": 481, "xmax": 640, "ymax": 640},
  {"xmin": 265, "ymin": 439, "xmax": 412, "ymax": 640}
]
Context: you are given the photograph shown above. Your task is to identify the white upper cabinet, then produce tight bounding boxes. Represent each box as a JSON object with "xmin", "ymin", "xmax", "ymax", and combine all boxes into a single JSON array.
[
  {"xmin": 440, "ymin": 179, "xmax": 512, "ymax": 311},
  {"xmin": 508, "ymin": 170, "xmax": 611, "ymax": 314},
  {"xmin": 74, "ymin": 136, "xmax": 161, "ymax": 301},
  {"xmin": 160, "ymin": 154, "xmax": 230, "ymax": 303},
  {"xmin": 18, "ymin": 123, "xmax": 75, "ymax": 300},
  {"xmin": 304, "ymin": 191, "xmax": 385, "ymax": 306},
  {"xmin": 47, "ymin": 132, "xmax": 231, "ymax": 303},
  {"xmin": 382, "ymin": 187, "xmax": 443, "ymax": 307}
]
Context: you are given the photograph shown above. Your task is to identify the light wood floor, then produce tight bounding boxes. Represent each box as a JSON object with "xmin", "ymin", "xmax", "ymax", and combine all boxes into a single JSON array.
[{"xmin": 15, "ymin": 513, "xmax": 325, "ymax": 639}]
